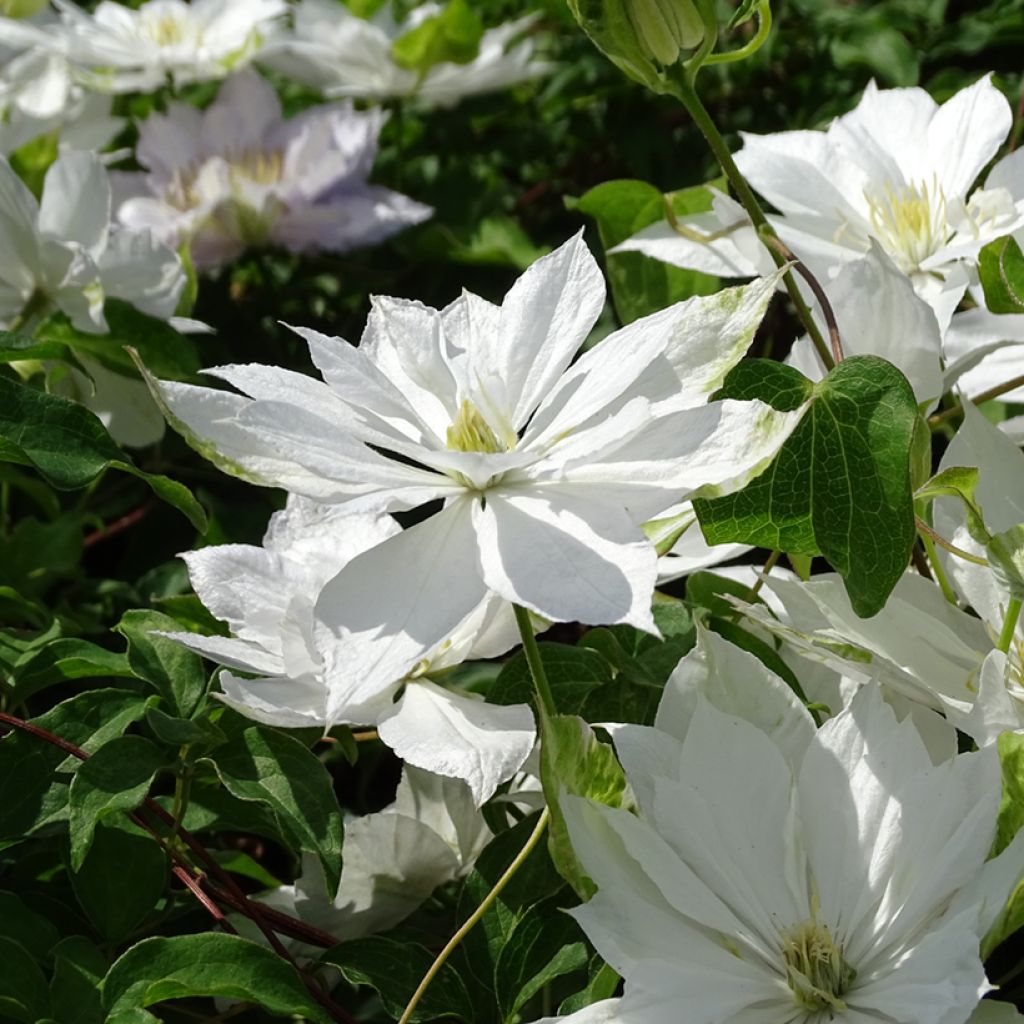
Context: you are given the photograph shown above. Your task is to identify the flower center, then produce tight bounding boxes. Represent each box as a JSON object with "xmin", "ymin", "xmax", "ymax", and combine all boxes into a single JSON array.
[
  {"xmin": 446, "ymin": 400, "xmax": 507, "ymax": 454},
  {"xmin": 142, "ymin": 11, "xmax": 197, "ymax": 47},
  {"xmin": 863, "ymin": 178, "xmax": 951, "ymax": 273},
  {"xmin": 780, "ymin": 919, "xmax": 856, "ymax": 1013}
]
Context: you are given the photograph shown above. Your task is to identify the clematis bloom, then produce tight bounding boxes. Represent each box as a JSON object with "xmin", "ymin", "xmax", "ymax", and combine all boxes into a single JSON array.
[
  {"xmin": 114, "ymin": 70, "xmax": 432, "ymax": 270},
  {"xmin": 540, "ymin": 684, "xmax": 1024, "ymax": 1024},
  {"xmin": 145, "ymin": 235, "xmax": 803, "ymax": 721},
  {"xmin": 260, "ymin": 0, "xmax": 550, "ymax": 109}
]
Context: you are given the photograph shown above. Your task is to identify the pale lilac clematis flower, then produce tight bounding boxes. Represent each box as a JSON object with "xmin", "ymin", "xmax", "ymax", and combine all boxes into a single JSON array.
[
  {"xmin": 163, "ymin": 495, "xmax": 535, "ymax": 806},
  {"xmin": 114, "ymin": 70, "xmax": 432, "ymax": 270},
  {"xmin": 143, "ymin": 235, "xmax": 804, "ymax": 723}
]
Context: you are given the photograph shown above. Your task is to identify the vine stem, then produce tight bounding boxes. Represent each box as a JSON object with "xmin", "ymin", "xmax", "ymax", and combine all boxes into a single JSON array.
[
  {"xmin": 396, "ymin": 808, "xmax": 550, "ymax": 1024},
  {"xmin": 917, "ymin": 529, "xmax": 956, "ymax": 602},
  {"xmin": 998, "ymin": 597, "xmax": 1022, "ymax": 654},
  {"xmin": 915, "ymin": 517, "xmax": 989, "ymax": 566},
  {"xmin": 929, "ymin": 373, "xmax": 1024, "ymax": 427},
  {"xmin": 0, "ymin": 710, "xmax": 354, "ymax": 1023},
  {"xmin": 514, "ymin": 604, "xmax": 557, "ymax": 719},
  {"xmin": 673, "ymin": 76, "xmax": 835, "ymax": 371}
]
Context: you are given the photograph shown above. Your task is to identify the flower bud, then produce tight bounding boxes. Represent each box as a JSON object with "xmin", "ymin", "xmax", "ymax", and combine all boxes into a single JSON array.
[
  {"xmin": 0, "ymin": 0, "xmax": 47, "ymax": 17},
  {"xmin": 567, "ymin": 0, "xmax": 707, "ymax": 94},
  {"xmin": 627, "ymin": 0, "xmax": 704, "ymax": 65}
]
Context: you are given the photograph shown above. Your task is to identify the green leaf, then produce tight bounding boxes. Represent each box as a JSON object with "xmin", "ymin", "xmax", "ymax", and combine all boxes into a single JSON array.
[
  {"xmin": 144, "ymin": 707, "xmax": 226, "ymax": 749},
  {"xmin": 0, "ymin": 375, "xmax": 206, "ymax": 530},
  {"xmin": 490, "ymin": 643, "xmax": 613, "ymax": 714},
  {"xmin": 72, "ymin": 819, "xmax": 166, "ymax": 944},
  {"xmin": 495, "ymin": 895, "xmax": 588, "ymax": 1020},
  {"xmin": 457, "ymin": 813, "xmax": 565, "ymax": 1012},
  {"xmin": 49, "ymin": 936, "xmax": 108, "ymax": 1024},
  {"xmin": 540, "ymin": 713, "xmax": 630, "ymax": 898},
  {"xmin": 69, "ymin": 736, "xmax": 166, "ymax": 870},
  {"xmin": 710, "ymin": 358, "xmax": 815, "ymax": 412},
  {"xmin": 12, "ymin": 639, "xmax": 134, "ymax": 703},
  {"xmin": 203, "ymin": 724, "xmax": 344, "ymax": 892},
  {"xmin": 575, "ymin": 179, "xmax": 719, "ymax": 323},
  {"xmin": 0, "ymin": 328, "xmax": 85, "ymax": 368},
  {"xmin": 0, "ymin": 689, "xmax": 150, "ymax": 839},
  {"xmin": 391, "ymin": 0, "xmax": 483, "ymax": 72},
  {"xmin": 695, "ymin": 355, "xmax": 918, "ymax": 617},
  {"xmin": 115, "ymin": 609, "xmax": 207, "ymax": 717},
  {"xmin": 996, "ymin": 731, "xmax": 1024, "ymax": 856},
  {"xmin": 101, "ymin": 934, "xmax": 332, "ymax": 1023},
  {"xmin": 323, "ymin": 936, "xmax": 474, "ymax": 1023},
  {"xmin": 830, "ymin": 22, "xmax": 919, "ymax": 86},
  {"xmin": 38, "ymin": 300, "xmax": 200, "ymax": 379},
  {"xmin": 559, "ymin": 956, "xmax": 620, "ymax": 1015},
  {"xmin": 0, "ymin": 891, "xmax": 59, "ymax": 959},
  {"xmin": 978, "ymin": 235, "xmax": 1024, "ymax": 315},
  {"xmin": 0, "ymin": 936, "xmax": 51, "ymax": 1022}
]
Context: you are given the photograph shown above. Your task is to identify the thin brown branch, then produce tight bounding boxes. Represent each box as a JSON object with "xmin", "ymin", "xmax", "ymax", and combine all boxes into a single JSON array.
[
  {"xmin": 83, "ymin": 502, "xmax": 154, "ymax": 548},
  {"xmin": 759, "ymin": 233, "xmax": 844, "ymax": 365},
  {"xmin": 929, "ymin": 372, "xmax": 1024, "ymax": 427}
]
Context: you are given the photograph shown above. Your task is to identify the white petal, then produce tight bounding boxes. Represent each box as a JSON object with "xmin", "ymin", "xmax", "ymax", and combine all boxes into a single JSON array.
[
  {"xmin": 314, "ymin": 499, "xmax": 489, "ymax": 719},
  {"xmin": 473, "ymin": 486, "xmax": 657, "ymax": 631},
  {"xmin": 476, "ymin": 233, "xmax": 605, "ymax": 430},
  {"xmin": 38, "ymin": 151, "xmax": 110, "ymax": 252},
  {"xmin": 378, "ymin": 682, "xmax": 534, "ymax": 806}
]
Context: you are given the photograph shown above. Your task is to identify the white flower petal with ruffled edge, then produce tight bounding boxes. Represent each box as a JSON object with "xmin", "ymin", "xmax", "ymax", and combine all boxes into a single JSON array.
[{"xmin": 378, "ymin": 681, "xmax": 534, "ymax": 806}]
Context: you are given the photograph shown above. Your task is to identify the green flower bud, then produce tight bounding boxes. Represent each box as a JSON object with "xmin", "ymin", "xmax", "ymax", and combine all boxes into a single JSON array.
[
  {"xmin": 0, "ymin": 0, "xmax": 47, "ymax": 17},
  {"xmin": 627, "ymin": 0, "xmax": 704, "ymax": 65},
  {"xmin": 567, "ymin": 0, "xmax": 708, "ymax": 95}
]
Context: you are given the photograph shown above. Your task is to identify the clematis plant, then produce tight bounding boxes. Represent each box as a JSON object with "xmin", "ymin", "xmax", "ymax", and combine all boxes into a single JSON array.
[
  {"xmin": 615, "ymin": 76, "xmax": 1024, "ymax": 328},
  {"xmin": 540, "ymin": 680, "xmax": 1024, "ymax": 1024},
  {"xmin": 142, "ymin": 234, "xmax": 804, "ymax": 707},
  {"xmin": 260, "ymin": 0, "xmax": 550, "ymax": 109},
  {"xmin": 0, "ymin": 0, "xmax": 287, "ymax": 93},
  {"xmin": 0, "ymin": 149, "xmax": 183, "ymax": 332},
  {"xmin": 114, "ymin": 69, "xmax": 432, "ymax": 270},
  {"xmin": 162, "ymin": 494, "xmax": 536, "ymax": 805}
]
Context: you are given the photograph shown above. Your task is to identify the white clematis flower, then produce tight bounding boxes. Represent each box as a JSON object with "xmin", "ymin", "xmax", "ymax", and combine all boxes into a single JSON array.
[
  {"xmin": 254, "ymin": 765, "xmax": 497, "ymax": 951},
  {"xmin": 0, "ymin": 10, "xmax": 122, "ymax": 156},
  {"xmin": 164, "ymin": 495, "xmax": 535, "ymax": 806},
  {"xmin": 0, "ymin": 0, "xmax": 288, "ymax": 94},
  {"xmin": 114, "ymin": 70, "xmax": 432, "ymax": 270},
  {"xmin": 145, "ymin": 235, "xmax": 804, "ymax": 713},
  {"xmin": 615, "ymin": 77, "xmax": 1024, "ymax": 326},
  {"xmin": 537, "ymin": 684, "xmax": 1024, "ymax": 1024},
  {"xmin": 0, "ymin": 149, "xmax": 184, "ymax": 331},
  {"xmin": 260, "ymin": 0, "xmax": 550, "ymax": 109}
]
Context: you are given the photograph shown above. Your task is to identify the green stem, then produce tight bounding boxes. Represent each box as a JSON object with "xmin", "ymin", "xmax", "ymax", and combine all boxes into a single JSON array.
[
  {"xmin": 673, "ymin": 78, "xmax": 835, "ymax": 371},
  {"xmin": 998, "ymin": 597, "xmax": 1022, "ymax": 655},
  {"xmin": 397, "ymin": 808, "xmax": 550, "ymax": 1024},
  {"xmin": 920, "ymin": 532, "xmax": 958, "ymax": 605},
  {"xmin": 514, "ymin": 604, "xmax": 556, "ymax": 719},
  {"xmin": 929, "ymin": 372, "xmax": 1024, "ymax": 428},
  {"xmin": 704, "ymin": 0, "xmax": 772, "ymax": 66}
]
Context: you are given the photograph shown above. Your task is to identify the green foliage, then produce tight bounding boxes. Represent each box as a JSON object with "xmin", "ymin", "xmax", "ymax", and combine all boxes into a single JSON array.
[
  {"xmin": 695, "ymin": 356, "xmax": 919, "ymax": 617},
  {"xmin": 115, "ymin": 609, "xmax": 207, "ymax": 717},
  {"xmin": 979, "ymin": 235, "xmax": 1024, "ymax": 315},
  {"xmin": 391, "ymin": 0, "xmax": 484, "ymax": 72},
  {"xmin": 68, "ymin": 735, "xmax": 166, "ymax": 869},
  {"xmin": 324, "ymin": 936, "xmax": 475, "ymax": 1022},
  {"xmin": 574, "ymin": 178, "xmax": 718, "ymax": 323},
  {"xmin": 101, "ymin": 933, "xmax": 333, "ymax": 1022},
  {"xmin": 202, "ymin": 723, "xmax": 345, "ymax": 892},
  {"xmin": 0, "ymin": 375, "xmax": 206, "ymax": 529}
]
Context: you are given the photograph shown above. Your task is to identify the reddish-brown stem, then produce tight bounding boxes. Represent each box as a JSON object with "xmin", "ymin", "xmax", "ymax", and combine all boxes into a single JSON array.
[
  {"xmin": 759, "ymin": 233, "xmax": 844, "ymax": 365},
  {"xmin": 83, "ymin": 502, "xmax": 154, "ymax": 548},
  {"xmin": 0, "ymin": 710, "xmax": 355, "ymax": 1024},
  {"xmin": 172, "ymin": 865, "xmax": 238, "ymax": 932}
]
